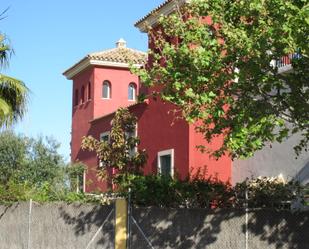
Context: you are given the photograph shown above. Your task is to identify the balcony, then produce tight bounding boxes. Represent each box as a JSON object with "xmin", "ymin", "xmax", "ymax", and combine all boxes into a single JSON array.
[{"xmin": 275, "ymin": 53, "xmax": 301, "ymax": 74}]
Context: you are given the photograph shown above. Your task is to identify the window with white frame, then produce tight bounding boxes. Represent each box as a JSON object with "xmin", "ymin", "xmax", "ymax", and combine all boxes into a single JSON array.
[
  {"xmin": 76, "ymin": 170, "xmax": 86, "ymax": 193},
  {"xmin": 128, "ymin": 82, "xmax": 136, "ymax": 101},
  {"xmin": 125, "ymin": 125, "xmax": 137, "ymax": 156},
  {"xmin": 102, "ymin": 80, "xmax": 111, "ymax": 99},
  {"xmin": 157, "ymin": 149, "xmax": 174, "ymax": 177},
  {"xmin": 99, "ymin": 131, "xmax": 110, "ymax": 167}
]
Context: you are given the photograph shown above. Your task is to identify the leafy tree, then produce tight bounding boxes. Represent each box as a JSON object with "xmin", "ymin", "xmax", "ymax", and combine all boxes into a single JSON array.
[
  {"xmin": 24, "ymin": 135, "xmax": 66, "ymax": 186},
  {"xmin": 0, "ymin": 131, "xmax": 66, "ymax": 187},
  {"xmin": 0, "ymin": 31, "xmax": 28, "ymax": 127},
  {"xmin": 81, "ymin": 108, "xmax": 147, "ymax": 182},
  {"xmin": 66, "ymin": 162, "xmax": 86, "ymax": 192},
  {"xmin": 136, "ymin": 0, "xmax": 309, "ymax": 159},
  {"xmin": 0, "ymin": 131, "xmax": 26, "ymax": 185}
]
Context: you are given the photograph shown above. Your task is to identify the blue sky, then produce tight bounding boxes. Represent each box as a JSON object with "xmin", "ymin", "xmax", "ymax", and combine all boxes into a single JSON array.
[{"xmin": 0, "ymin": 0, "xmax": 163, "ymax": 161}]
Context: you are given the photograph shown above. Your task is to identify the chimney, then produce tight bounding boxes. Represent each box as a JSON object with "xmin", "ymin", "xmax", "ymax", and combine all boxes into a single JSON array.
[{"xmin": 116, "ymin": 38, "xmax": 127, "ymax": 48}]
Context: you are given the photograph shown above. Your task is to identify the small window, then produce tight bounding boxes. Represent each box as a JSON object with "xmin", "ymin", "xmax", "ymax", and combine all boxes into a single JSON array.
[
  {"xmin": 158, "ymin": 149, "xmax": 174, "ymax": 177},
  {"xmin": 99, "ymin": 131, "xmax": 110, "ymax": 167},
  {"xmin": 102, "ymin": 80, "xmax": 111, "ymax": 99},
  {"xmin": 81, "ymin": 86, "xmax": 85, "ymax": 103},
  {"xmin": 87, "ymin": 82, "xmax": 91, "ymax": 100},
  {"xmin": 75, "ymin": 170, "xmax": 86, "ymax": 193},
  {"xmin": 100, "ymin": 131, "xmax": 110, "ymax": 142},
  {"xmin": 74, "ymin": 89, "xmax": 79, "ymax": 106},
  {"xmin": 125, "ymin": 125, "xmax": 137, "ymax": 156},
  {"xmin": 128, "ymin": 83, "xmax": 136, "ymax": 101}
]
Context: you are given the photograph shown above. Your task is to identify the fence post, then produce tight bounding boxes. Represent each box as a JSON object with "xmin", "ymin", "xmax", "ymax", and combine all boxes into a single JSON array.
[
  {"xmin": 127, "ymin": 188, "xmax": 131, "ymax": 249},
  {"xmin": 245, "ymin": 188, "xmax": 249, "ymax": 249},
  {"xmin": 115, "ymin": 198, "xmax": 127, "ymax": 249},
  {"xmin": 27, "ymin": 199, "xmax": 33, "ymax": 249}
]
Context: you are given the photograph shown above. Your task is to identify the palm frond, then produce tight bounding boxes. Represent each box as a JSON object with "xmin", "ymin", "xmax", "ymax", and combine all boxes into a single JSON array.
[
  {"xmin": 0, "ymin": 7, "xmax": 9, "ymax": 21},
  {"xmin": 0, "ymin": 97, "xmax": 13, "ymax": 125},
  {"xmin": 0, "ymin": 73, "xmax": 28, "ymax": 127},
  {"xmin": 0, "ymin": 34, "xmax": 12, "ymax": 68}
]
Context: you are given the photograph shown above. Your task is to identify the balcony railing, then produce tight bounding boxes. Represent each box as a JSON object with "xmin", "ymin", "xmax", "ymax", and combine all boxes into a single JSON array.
[{"xmin": 276, "ymin": 53, "xmax": 301, "ymax": 69}]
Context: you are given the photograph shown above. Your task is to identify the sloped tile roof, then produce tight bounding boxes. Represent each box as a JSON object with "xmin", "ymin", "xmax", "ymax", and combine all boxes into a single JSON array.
[
  {"xmin": 63, "ymin": 40, "xmax": 147, "ymax": 79},
  {"xmin": 87, "ymin": 47, "xmax": 147, "ymax": 64}
]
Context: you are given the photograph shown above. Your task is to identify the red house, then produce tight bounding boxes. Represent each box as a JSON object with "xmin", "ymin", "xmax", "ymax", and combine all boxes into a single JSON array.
[{"xmin": 63, "ymin": 2, "xmax": 232, "ymax": 192}]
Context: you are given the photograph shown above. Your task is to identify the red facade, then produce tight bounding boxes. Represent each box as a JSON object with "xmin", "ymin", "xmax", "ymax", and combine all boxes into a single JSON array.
[{"xmin": 64, "ymin": 2, "xmax": 232, "ymax": 192}]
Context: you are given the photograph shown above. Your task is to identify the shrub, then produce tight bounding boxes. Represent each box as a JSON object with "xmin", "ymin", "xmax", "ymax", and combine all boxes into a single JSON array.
[
  {"xmin": 117, "ymin": 174, "xmax": 304, "ymax": 209},
  {"xmin": 117, "ymin": 174, "xmax": 234, "ymax": 208},
  {"xmin": 234, "ymin": 176, "xmax": 303, "ymax": 209}
]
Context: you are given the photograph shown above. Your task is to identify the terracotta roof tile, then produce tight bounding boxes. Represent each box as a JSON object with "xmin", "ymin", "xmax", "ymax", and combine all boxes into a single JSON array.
[
  {"xmin": 135, "ymin": 0, "xmax": 172, "ymax": 27},
  {"xmin": 87, "ymin": 47, "xmax": 147, "ymax": 65},
  {"xmin": 63, "ymin": 39, "xmax": 147, "ymax": 79},
  {"xmin": 135, "ymin": 0, "xmax": 189, "ymax": 29}
]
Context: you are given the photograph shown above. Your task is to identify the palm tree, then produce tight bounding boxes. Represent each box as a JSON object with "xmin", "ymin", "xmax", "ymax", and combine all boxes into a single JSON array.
[{"xmin": 0, "ymin": 33, "xmax": 28, "ymax": 127}]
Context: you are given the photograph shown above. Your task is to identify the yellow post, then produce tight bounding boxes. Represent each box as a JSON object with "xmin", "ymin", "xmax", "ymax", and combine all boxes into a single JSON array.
[{"xmin": 115, "ymin": 198, "xmax": 127, "ymax": 249}]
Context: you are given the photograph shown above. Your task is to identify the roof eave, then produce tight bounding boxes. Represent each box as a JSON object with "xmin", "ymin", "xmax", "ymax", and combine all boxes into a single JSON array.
[
  {"xmin": 63, "ymin": 58, "xmax": 144, "ymax": 80},
  {"xmin": 135, "ymin": 0, "xmax": 190, "ymax": 33}
]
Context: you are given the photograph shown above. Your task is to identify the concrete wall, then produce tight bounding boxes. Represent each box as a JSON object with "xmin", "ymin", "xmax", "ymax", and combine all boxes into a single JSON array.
[
  {"xmin": 1, "ymin": 203, "xmax": 309, "ymax": 249},
  {"xmin": 232, "ymin": 134, "xmax": 309, "ymax": 185},
  {"xmin": 131, "ymin": 208, "xmax": 309, "ymax": 249},
  {"xmin": 0, "ymin": 202, "xmax": 114, "ymax": 249}
]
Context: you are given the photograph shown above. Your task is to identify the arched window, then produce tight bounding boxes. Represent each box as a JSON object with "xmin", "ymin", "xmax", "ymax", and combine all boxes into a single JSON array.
[
  {"xmin": 102, "ymin": 80, "xmax": 111, "ymax": 99},
  {"xmin": 81, "ymin": 86, "xmax": 85, "ymax": 103},
  {"xmin": 87, "ymin": 82, "xmax": 91, "ymax": 100},
  {"xmin": 128, "ymin": 83, "xmax": 136, "ymax": 101},
  {"xmin": 74, "ymin": 89, "xmax": 79, "ymax": 106}
]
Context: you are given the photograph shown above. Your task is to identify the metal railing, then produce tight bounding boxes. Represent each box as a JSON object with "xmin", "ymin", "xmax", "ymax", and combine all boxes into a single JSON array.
[{"xmin": 276, "ymin": 53, "xmax": 302, "ymax": 68}]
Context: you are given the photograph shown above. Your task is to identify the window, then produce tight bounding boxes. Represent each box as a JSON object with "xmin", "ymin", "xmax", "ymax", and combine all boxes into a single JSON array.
[
  {"xmin": 125, "ymin": 125, "xmax": 137, "ymax": 156},
  {"xmin": 128, "ymin": 83, "xmax": 136, "ymax": 101},
  {"xmin": 99, "ymin": 131, "xmax": 110, "ymax": 167},
  {"xmin": 87, "ymin": 82, "xmax": 91, "ymax": 100},
  {"xmin": 74, "ymin": 89, "xmax": 79, "ymax": 106},
  {"xmin": 102, "ymin": 80, "xmax": 111, "ymax": 99},
  {"xmin": 76, "ymin": 170, "xmax": 86, "ymax": 193},
  {"xmin": 157, "ymin": 149, "xmax": 174, "ymax": 177},
  {"xmin": 100, "ymin": 131, "xmax": 110, "ymax": 142},
  {"xmin": 81, "ymin": 86, "xmax": 85, "ymax": 103}
]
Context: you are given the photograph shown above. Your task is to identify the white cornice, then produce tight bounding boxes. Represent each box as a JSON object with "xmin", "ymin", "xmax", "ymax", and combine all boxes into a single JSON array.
[
  {"xmin": 135, "ymin": 0, "xmax": 190, "ymax": 33},
  {"xmin": 63, "ymin": 59, "xmax": 143, "ymax": 80}
]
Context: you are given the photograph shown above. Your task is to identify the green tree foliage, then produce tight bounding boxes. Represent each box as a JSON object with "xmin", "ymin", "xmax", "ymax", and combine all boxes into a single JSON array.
[
  {"xmin": 81, "ymin": 108, "xmax": 147, "ymax": 182},
  {"xmin": 66, "ymin": 162, "xmax": 86, "ymax": 192},
  {"xmin": 0, "ymin": 131, "xmax": 91, "ymax": 203},
  {"xmin": 0, "ymin": 131, "xmax": 65, "ymax": 187},
  {"xmin": 0, "ymin": 131, "xmax": 26, "ymax": 185},
  {"xmin": 136, "ymin": 0, "xmax": 309, "ymax": 159},
  {"xmin": 0, "ymin": 30, "xmax": 28, "ymax": 127}
]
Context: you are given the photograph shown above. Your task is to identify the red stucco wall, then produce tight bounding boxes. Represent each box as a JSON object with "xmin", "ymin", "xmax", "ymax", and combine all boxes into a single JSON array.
[
  {"xmin": 136, "ymin": 99, "xmax": 190, "ymax": 179},
  {"xmin": 189, "ymin": 124, "xmax": 232, "ymax": 183},
  {"xmin": 85, "ymin": 99, "xmax": 190, "ymax": 192},
  {"xmin": 71, "ymin": 65, "xmax": 141, "ymax": 192},
  {"xmin": 93, "ymin": 66, "xmax": 140, "ymax": 118},
  {"xmin": 71, "ymin": 67, "xmax": 94, "ymax": 163}
]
